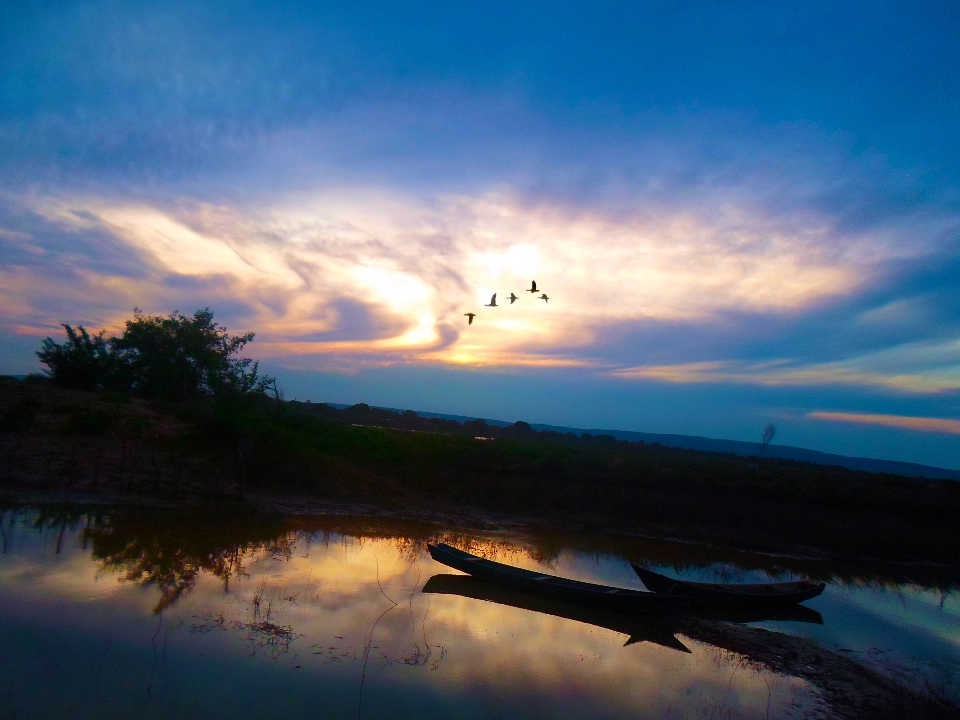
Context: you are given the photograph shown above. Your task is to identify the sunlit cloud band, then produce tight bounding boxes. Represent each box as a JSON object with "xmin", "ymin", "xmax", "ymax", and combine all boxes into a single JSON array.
[{"xmin": 808, "ymin": 412, "xmax": 960, "ymax": 435}]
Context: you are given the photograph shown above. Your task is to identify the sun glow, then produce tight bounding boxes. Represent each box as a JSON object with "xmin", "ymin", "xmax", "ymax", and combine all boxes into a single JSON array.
[{"xmin": 6, "ymin": 187, "xmax": 931, "ymax": 383}]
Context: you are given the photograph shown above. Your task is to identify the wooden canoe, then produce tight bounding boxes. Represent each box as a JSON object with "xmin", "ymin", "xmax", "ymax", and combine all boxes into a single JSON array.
[
  {"xmin": 631, "ymin": 565, "xmax": 826, "ymax": 607},
  {"xmin": 428, "ymin": 543, "xmax": 690, "ymax": 612}
]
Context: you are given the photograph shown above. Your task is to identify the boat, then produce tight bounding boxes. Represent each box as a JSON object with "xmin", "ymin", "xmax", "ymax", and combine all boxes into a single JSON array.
[
  {"xmin": 427, "ymin": 543, "xmax": 690, "ymax": 612},
  {"xmin": 631, "ymin": 565, "xmax": 826, "ymax": 607}
]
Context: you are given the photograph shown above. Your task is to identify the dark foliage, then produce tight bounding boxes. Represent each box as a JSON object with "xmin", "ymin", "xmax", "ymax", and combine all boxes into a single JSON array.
[
  {"xmin": 83, "ymin": 507, "xmax": 292, "ymax": 612},
  {"xmin": 36, "ymin": 308, "xmax": 274, "ymax": 400},
  {"xmin": 37, "ymin": 325, "xmax": 115, "ymax": 390}
]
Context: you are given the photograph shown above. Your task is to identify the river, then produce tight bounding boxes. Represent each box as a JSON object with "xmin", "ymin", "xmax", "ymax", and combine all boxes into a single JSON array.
[{"xmin": 0, "ymin": 505, "xmax": 957, "ymax": 719}]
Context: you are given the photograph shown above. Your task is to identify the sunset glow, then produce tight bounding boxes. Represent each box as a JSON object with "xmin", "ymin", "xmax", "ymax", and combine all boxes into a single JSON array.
[{"xmin": 2, "ymin": 0, "xmax": 959, "ymax": 468}]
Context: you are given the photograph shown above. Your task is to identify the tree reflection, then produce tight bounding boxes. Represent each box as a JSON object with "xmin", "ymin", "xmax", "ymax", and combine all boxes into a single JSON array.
[{"xmin": 81, "ymin": 508, "xmax": 294, "ymax": 612}]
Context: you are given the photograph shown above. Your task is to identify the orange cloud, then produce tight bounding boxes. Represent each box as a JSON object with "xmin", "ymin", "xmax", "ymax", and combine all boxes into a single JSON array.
[{"xmin": 808, "ymin": 411, "xmax": 960, "ymax": 435}]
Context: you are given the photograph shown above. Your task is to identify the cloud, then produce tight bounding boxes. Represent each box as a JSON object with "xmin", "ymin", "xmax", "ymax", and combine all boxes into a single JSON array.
[
  {"xmin": 2, "ymin": 82, "xmax": 959, "ymax": 388},
  {"xmin": 3, "ymin": 182, "xmax": 927, "ymax": 373},
  {"xmin": 808, "ymin": 411, "xmax": 960, "ymax": 435},
  {"xmin": 611, "ymin": 339, "xmax": 960, "ymax": 394}
]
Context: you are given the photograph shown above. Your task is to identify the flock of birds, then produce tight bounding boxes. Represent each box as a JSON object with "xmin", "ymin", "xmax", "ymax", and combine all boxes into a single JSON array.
[{"xmin": 464, "ymin": 280, "xmax": 549, "ymax": 325}]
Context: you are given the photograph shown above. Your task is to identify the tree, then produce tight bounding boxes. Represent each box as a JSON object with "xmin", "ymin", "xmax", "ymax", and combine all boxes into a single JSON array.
[
  {"xmin": 760, "ymin": 423, "xmax": 777, "ymax": 457},
  {"xmin": 37, "ymin": 325, "xmax": 116, "ymax": 390},
  {"xmin": 37, "ymin": 308, "xmax": 274, "ymax": 400},
  {"xmin": 111, "ymin": 308, "xmax": 273, "ymax": 400}
]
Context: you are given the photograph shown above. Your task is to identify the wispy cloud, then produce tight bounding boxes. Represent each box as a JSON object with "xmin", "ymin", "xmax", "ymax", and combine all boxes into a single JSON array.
[
  {"xmin": 3, "ymin": 183, "xmax": 927, "ymax": 372},
  {"xmin": 611, "ymin": 341, "xmax": 960, "ymax": 394},
  {"xmin": 808, "ymin": 411, "xmax": 960, "ymax": 435}
]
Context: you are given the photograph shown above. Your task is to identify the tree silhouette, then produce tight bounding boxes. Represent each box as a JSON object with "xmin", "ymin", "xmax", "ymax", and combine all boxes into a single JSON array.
[
  {"xmin": 37, "ymin": 308, "xmax": 274, "ymax": 400},
  {"xmin": 760, "ymin": 423, "xmax": 777, "ymax": 457},
  {"xmin": 83, "ymin": 509, "xmax": 293, "ymax": 612}
]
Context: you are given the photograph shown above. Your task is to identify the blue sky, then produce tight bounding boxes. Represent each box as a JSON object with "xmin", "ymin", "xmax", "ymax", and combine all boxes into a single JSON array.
[{"xmin": 2, "ymin": 1, "xmax": 959, "ymax": 468}]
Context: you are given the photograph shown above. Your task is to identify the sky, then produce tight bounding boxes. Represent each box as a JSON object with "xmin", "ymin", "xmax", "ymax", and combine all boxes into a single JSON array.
[{"xmin": 1, "ymin": 1, "xmax": 960, "ymax": 468}]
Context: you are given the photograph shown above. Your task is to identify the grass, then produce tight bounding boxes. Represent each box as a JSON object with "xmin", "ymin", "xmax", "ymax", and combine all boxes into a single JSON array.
[{"xmin": 2, "ymin": 375, "xmax": 960, "ymax": 568}]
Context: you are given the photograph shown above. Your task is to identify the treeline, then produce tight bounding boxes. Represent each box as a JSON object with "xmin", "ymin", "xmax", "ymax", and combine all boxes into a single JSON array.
[{"xmin": 287, "ymin": 400, "xmax": 620, "ymax": 443}]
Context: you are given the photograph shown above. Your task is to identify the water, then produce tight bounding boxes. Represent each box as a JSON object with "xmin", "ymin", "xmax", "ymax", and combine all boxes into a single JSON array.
[{"xmin": 0, "ymin": 505, "xmax": 957, "ymax": 719}]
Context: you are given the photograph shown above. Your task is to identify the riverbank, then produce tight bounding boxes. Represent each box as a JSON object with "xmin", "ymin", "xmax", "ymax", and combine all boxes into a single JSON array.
[{"xmin": 3, "ymin": 376, "xmax": 960, "ymax": 574}]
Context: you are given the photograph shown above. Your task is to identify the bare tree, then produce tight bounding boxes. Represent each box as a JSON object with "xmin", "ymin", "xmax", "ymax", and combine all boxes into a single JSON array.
[{"xmin": 760, "ymin": 423, "xmax": 777, "ymax": 457}]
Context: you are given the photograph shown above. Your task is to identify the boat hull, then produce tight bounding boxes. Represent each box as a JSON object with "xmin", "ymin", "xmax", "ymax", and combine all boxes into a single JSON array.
[
  {"xmin": 632, "ymin": 566, "xmax": 826, "ymax": 607},
  {"xmin": 428, "ymin": 543, "xmax": 689, "ymax": 613}
]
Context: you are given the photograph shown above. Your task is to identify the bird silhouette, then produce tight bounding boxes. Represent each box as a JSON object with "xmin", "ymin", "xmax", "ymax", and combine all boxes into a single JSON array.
[
  {"xmin": 464, "ymin": 313, "xmax": 476, "ymax": 325},
  {"xmin": 538, "ymin": 293, "xmax": 549, "ymax": 303},
  {"xmin": 485, "ymin": 293, "xmax": 498, "ymax": 307},
  {"xmin": 526, "ymin": 280, "xmax": 539, "ymax": 293},
  {"xmin": 508, "ymin": 293, "xmax": 519, "ymax": 304}
]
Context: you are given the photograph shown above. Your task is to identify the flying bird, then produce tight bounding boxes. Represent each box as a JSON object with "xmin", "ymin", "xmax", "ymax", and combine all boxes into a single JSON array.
[
  {"xmin": 508, "ymin": 293, "xmax": 519, "ymax": 304},
  {"xmin": 526, "ymin": 280, "xmax": 539, "ymax": 293},
  {"xmin": 464, "ymin": 313, "xmax": 476, "ymax": 325},
  {"xmin": 538, "ymin": 294, "xmax": 549, "ymax": 303},
  {"xmin": 485, "ymin": 293, "xmax": 498, "ymax": 307}
]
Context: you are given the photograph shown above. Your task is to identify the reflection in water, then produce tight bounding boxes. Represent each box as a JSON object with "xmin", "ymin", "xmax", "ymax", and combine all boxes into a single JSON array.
[
  {"xmin": 0, "ymin": 504, "xmax": 957, "ymax": 719},
  {"xmin": 422, "ymin": 573, "xmax": 824, "ymax": 653},
  {"xmin": 85, "ymin": 510, "xmax": 295, "ymax": 612},
  {"xmin": 424, "ymin": 572, "xmax": 695, "ymax": 651}
]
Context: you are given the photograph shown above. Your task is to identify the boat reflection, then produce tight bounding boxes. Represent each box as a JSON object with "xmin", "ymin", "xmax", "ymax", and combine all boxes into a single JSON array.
[
  {"xmin": 424, "ymin": 573, "xmax": 693, "ymax": 651},
  {"xmin": 422, "ymin": 573, "xmax": 823, "ymax": 654}
]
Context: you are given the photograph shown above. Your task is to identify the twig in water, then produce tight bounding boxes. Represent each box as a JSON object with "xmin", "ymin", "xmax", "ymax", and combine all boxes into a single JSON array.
[
  {"xmin": 375, "ymin": 557, "xmax": 397, "ymax": 606},
  {"xmin": 358, "ymin": 557, "xmax": 399, "ymax": 720},
  {"xmin": 95, "ymin": 639, "xmax": 111, "ymax": 706},
  {"xmin": 146, "ymin": 614, "xmax": 163, "ymax": 695},
  {"xmin": 358, "ymin": 603, "xmax": 397, "ymax": 720},
  {"xmin": 54, "ymin": 517, "xmax": 66, "ymax": 555}
]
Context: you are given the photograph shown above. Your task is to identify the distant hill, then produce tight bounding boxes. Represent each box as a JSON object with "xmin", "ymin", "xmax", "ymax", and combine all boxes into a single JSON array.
[{"xmin": 329, "ymin": 403, "xmax": 960, "ymax": 481}]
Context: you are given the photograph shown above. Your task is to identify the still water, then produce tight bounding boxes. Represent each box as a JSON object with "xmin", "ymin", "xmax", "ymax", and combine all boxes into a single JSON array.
[{"xmin": 0, "ymin": 505, "xmax": 957, "ymax": 719}]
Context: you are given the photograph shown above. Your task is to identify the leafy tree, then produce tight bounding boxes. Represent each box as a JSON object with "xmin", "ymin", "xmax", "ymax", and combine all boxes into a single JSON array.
[
  {"xmin": 37, "ymin": 308, "xmax": 274, "ymax": 400},
  {"xmin": 37, "ymin": 325, "xmax": 116, "ymax": 390},
  {"xmin": 111, "ymin": 308, "xmax": 272, "ymax": 400}
]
